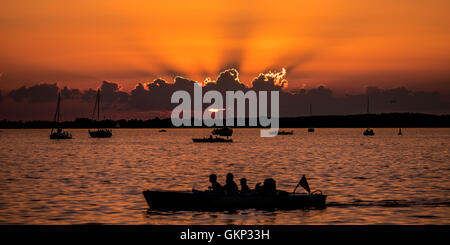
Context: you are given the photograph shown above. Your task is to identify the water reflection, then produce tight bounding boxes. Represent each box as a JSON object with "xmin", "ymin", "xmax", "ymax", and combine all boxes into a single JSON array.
[{"xmin": 0, "ymin": 128, "xmax": 449, "ymax": 224}]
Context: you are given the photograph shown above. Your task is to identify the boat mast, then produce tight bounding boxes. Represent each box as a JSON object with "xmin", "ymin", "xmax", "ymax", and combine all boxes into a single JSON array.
[
  {"xmin": 52, "ymin": 92, "xmax": 61, "ymax": 133},
  {"xmin": 97, "ymin": 89, "xmax": 100, "ymax": 121},
  {"xmin": 92, "ymin": 89, "xmax": 100, "ymax": 122},
  {"xmin": 54, "ymin": 92, "xmax": 61, "ymax": 123}
]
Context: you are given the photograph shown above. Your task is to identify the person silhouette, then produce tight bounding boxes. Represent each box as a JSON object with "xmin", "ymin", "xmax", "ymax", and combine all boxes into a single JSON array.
[
  {"xmin": 224, "ymin": 173, "xmax": 239, "ymax": 196},
  {"xmin": 240, "ymin": 178, "xmax": 250, "ymax": 194},
  {"xmin": 208, "ymin": 174, "xmax": 224, "ymax": 193},
  {"xmin": 255, "ymin": 178, "xmax": 277, "ymax": 195}
]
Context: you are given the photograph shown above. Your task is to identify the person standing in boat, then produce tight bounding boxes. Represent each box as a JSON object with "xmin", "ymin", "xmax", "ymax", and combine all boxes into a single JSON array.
[
  {"xmin": 208, "ymin": 174, "xmax": 224, "ymax": 193},
  {"xmin": 224, "ymin": 173, "xmax": 239, "ymax": 196},
  {"xmin": 239, "ymin": 178, "xmax": 251, "ymax": 194}
]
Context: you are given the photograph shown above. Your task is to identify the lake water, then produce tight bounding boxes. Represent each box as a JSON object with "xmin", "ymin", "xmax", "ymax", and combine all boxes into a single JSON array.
[{"xmin": 0, "ymin": 128, "xmax": 449, "ymax": 224}]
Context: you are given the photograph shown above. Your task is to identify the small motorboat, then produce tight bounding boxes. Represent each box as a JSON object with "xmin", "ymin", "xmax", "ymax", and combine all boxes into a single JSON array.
[
  {"xmin": 89, "ymin": 129, "xmax": 112, "ymax": 138},
  {"xmin": 212, "ymin": 126, "xmax": 233, "ymax": 137},
  {"xmin": 143, "ymin": 190, "xmax": 326, "ymax": 210},
  {"xmin": 269, "ymin": 130, "xmax": 293, "ymax": 135},
  {"xmin": 363, "ymin": 128, "xmax": 375, "ymax": 136},
  {"xmin": 159, "ymin": 129, "xmax": 167, "ymax": 132},
  {"xmin": 192, "ymin": 136, "xmax": 232, "ymax": 143},
  {"xmin": 278, "ymin": 130, "xmax": 294, "ymax": 135},
  {"xmin": 308, "ymin": 128, "xmax": 315, "ymax": 133}
]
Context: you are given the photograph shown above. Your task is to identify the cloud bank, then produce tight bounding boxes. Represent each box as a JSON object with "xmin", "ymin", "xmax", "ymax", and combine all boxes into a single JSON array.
[{"xmin": 1, "ymin": 69, "xmax": 449, "ymax": 121}]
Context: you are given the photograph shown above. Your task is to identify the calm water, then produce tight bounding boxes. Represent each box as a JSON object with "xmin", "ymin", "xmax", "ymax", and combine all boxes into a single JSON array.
[{"xmin": 0, "ymin": 128, "xmax": 449, "ymax": 225}]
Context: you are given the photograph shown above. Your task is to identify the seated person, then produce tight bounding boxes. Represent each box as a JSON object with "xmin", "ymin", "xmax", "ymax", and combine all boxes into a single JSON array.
[
  {"xmin": 240, "ymin": 178, "xmax": 251, "ymax": 194},
  {"xmin": 224, "ymin": 173, "xmax": 239, "ymax": 196},
  {"xmin": 255, "ymin": 178, "xmax": 277, "ymax": 195},
  {"xmin": 208, "ymin": 174, "xmax": 224, "ymax": 193}
]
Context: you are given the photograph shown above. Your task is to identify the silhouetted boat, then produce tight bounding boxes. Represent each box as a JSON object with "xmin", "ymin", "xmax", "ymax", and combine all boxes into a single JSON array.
[
  {"xmin": 269, "ymin": 130, "xmax": 293, "ymax": 135},
  {"xmin": 278, "ymin": 130, "xmax": 294, "ymax": 135},
  {"xmin": 159, "ymin": 129, "xmax": 167, "ymax": 132},
  {"xmin": 88, "ymin": 89, "xmax": 112, "ymax": 138},
  {"xmin": 363, "ymin": 128, "xmax": 375, "ymax": 136},
  {"xmin": 212, "ymin": 126, "xmax": 233, "ymax": 137},
  {"xmin": 50, "ymin": 92, "xmax": 72, "ymax": 139},
  {"xmin": 143, "ymin": 190, "xmax": 326, "ymax": 210},
  {"xmin": 192, "ymin": 136, "xmax": 232, "ymax": 143},
  {"xmin": 363, "ymin": 96, "xmax": 375, "ymax": 136},
  {"xmin": 398, "ymin": 128, "xmax": 402, "ymax": 135},
  {"xmin": 308, "ymin": 128, "xmax": 315, "ymax": 133}
]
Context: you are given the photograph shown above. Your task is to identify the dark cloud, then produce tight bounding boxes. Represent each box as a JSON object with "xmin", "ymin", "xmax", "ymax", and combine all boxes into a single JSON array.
[
  {"xmin": 205, "ymin": 69, "xmax": 247, "ymax": 92},
  {"xmin": 129, "ymin": 77, "xmax": 197, "ymax": 111},
  {"xmin": 2, "ymin": 69, "xmax": 450, "ymax": 120},
  {"xmin": 7, "ymin": 83, "xmax": 84, "ymax": 104},
  {"xmin": 251, "ymin": 70, "xmax": 288, "ymax": 92},
  {"xmin": 61, "ymin": 86, "xmax": 82, "ymax": 100},
  {"xmin": 8, "ymin": 83, "xmax": 59, "ymax": 103},
  {"xmin": 99, "ymin": 81, "xmax": 129, "ymax": 104}
]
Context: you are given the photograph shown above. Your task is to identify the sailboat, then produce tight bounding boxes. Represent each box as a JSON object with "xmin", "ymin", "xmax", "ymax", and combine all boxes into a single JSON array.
[
  {"xmin": 398, "ymin": 128, "xmax": 403, "ymax": 136},
  {"xmin": 50, "ymin": 92, "xmax": 72, "ymax": 139},
  {"xmin": 308, "ymin": 104, "xmax": 315, "ymax": 133},
  {"xmin": 363, "ymin": 96, "xmax": 375, "ymax": 136},
  {"xmin": 88, "ymin": 89, "xmax": 112, "ymax": 138}
]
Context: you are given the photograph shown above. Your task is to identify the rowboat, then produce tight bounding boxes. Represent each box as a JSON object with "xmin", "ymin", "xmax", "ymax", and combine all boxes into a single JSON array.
[{"xmin": 143, "ymin": 190, "xmax": 326, "ymax": 210}]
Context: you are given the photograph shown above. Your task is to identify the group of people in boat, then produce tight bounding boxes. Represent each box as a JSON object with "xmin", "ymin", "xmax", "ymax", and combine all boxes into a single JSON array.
[
  {"xmin": 53, "ymin": 128, "xmax": 72, "ymax": 137},
  {"xmin": 208, "ymin": 173, "xmax": 282, "ymax": 196}
]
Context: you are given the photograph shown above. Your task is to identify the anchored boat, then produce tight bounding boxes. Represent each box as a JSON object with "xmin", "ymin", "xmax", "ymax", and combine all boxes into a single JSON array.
[
  {"xmin": 278, "ymin": 130, "xmax": 294, "ymax": 135},
  {"xmin": 49, "ymin": 92, "xmax": 72, "ymax": 139},
  {"xmin": 192, "ymin": 136, "xmax": 232, "ymax": 143},
  {"xmin": 363, "ymin": 128, "xmax": 375, "ymax": 136},
  {"xmin": 363, "ymin": 96, "xmax": 375, "ymax": 136},
  {"xmin": 269, "ymin": 130, "xmax": 293, "ymax": 135},
  {"xmin": 88, "ymin": 89, "xmax": 112, "ymax": 138}
]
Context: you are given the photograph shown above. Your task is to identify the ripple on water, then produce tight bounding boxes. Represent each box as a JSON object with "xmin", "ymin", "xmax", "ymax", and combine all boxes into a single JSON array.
[{"xmin": 0, "ymin": 128, "xmax": 449, "ymax": 224}]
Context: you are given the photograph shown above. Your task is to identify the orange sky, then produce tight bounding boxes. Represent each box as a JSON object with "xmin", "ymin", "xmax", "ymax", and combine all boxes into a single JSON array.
[{"xmin": 1, "ymin": 0, "xmax": 449, "ymax": 94}]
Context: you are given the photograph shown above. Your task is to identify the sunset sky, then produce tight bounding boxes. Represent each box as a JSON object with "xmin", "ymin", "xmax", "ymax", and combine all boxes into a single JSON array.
[{"xmin": 1, "ymin": 0, "xmax": 449, "ymax": 94}]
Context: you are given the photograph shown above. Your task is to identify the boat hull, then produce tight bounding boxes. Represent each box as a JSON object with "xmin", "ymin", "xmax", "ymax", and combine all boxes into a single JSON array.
[
  {"xmin": 269, "ymin": 131, "xmax": 293, "ymax": 135},
  {"xmin": 89, "ymin": 130, "xmax": 112, "ymax": 138},
  {"xmin": 50, "ymin": 132, "xmax": 72, "ymax": 139},
  {"xmin": 143, "ymin": 190, "xmax": 327, "ymax": 210},
  {"xmin": 278, "ymin": 131, "xmax": 294, "ymax": 135}
]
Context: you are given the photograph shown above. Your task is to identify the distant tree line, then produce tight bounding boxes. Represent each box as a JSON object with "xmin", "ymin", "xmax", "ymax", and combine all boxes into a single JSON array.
[{"xmin": 0, "ymin": 113, "xmax": 449, "ymax": 129}]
